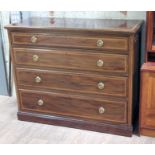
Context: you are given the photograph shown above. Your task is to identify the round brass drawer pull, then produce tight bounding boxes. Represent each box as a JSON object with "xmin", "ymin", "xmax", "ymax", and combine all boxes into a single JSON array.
[
  {"xmin": 35, "ymin": 76, "xmax": 42, "ymax": 83},
  {"xmin": 31, "ymin": 36, "xmax": 38, "ymax": 43},
  {"xmin": 97, "ymin": 59, "xmax": 104, "ymax": 67},
  {"xmin": 97, "ymin": 39, "xmax": 104, "ymax": 47},
  {"xmin": 32, "ymin": 55, "xmax": 39, "ymax": 62},
  {"xmin": 99, "ymin": 107, "xmax": 105, "ymax": 114},
  {"xmin": 37, "ymin": 99, "xmax": 44, "ymax": 106},
  {"xmin": 98, "ymin": 82, "xmax": 104, "ymax": 90}
]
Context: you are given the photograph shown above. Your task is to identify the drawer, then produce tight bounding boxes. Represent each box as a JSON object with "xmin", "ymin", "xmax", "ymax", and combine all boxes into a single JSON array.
[
  {"xmin": 16, "ymin": 68, "xmax": 128, "ymax": 97},
  {"xmin": 19, "ymin": 90, "xmax": 127, "ymax": 123},
  {"xmin": 13, "ymin": 48, "xmax": 128, "ymax": 74},
  {"xmin": 11, "ymin": 32, "xmax": 128, "ymax": 51}
]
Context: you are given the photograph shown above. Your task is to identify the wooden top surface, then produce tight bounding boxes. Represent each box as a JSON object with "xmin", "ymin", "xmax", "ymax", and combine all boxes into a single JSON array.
[
  {"xmin": 5, "ymin": 17, "xmax": 143, "ymax": 34},
  {"xmin": 141, "ymin": 62, "xmax": 155, "ymax": 72}
]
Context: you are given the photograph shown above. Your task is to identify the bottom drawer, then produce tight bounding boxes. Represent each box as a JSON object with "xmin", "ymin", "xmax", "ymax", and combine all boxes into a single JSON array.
[{"xmin": 19, "ymin": 89, "xmax": 127, "ymax": 124}]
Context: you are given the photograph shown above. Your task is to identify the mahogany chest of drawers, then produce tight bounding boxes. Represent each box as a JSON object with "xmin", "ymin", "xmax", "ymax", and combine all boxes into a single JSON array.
[{"xmin": 5, "ymin": 18, "xmax": 143, "ymax": 137}]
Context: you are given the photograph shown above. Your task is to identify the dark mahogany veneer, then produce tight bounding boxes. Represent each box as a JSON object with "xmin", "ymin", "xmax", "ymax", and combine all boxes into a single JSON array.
[{"xmin": 5, "ymin": 17, "xmax": 143, "ymax": 137}]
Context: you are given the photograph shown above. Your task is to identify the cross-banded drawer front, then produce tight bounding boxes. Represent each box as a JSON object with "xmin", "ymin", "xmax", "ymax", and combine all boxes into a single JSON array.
[
  {"xmin": 12, "ymin": 32, "xmax": 128, "ymax": 51},
  {"xmin": 16, "ymin": 68, "xmax": 128, "ymax": 97},
  {"xmin": 19, "ymin": 90, "xmax": 127, "ymax": 123},
  {"xmin": 13, "ymin": 48, "xmax": 128, "ymax": 74}
]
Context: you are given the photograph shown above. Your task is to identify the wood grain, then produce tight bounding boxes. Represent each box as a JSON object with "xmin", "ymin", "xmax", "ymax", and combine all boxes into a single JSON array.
[
  {"xmin": 13, "ymin": 48, "xmax": 128, "ymax": 74},
  {"xmin": 139, "ymin": 11, "xmax": 155, "ymax": 137},
  {"xmin": 146, "ymin": 12, "xmax": 154, "ymax": 53},
  {"xmin": 16, "ymin": 68, "xmax": 128, "ymax": 97},
  {"xmin": 5, "ymin": 17, "xmax": 143, "ymax": 137},
  {"xmin": 19, "ymin": 89, "xmax": 127, "ymax": 123},
  {"xmin": 140, "ymin": 63, "xmax": 155, "ymax": 135},
  {"xmin": 11, "ymin": 32, "xmax": 129, "ymax": 51}
]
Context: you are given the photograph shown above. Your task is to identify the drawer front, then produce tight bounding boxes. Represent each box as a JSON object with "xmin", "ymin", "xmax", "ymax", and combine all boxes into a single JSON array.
[
  {"xmin": 19, "ymin": 90, "xmax": 127, "ymax": 123},
  {"xmin": 16, "ymin": 68, "xmax": 128, "ymax": 97},
  {"xmin": 12, "ymin": 33, "xmax": 128, "ymax": 51},
  {"xmin": 13, "ymin": 48, "xmax": 128, "ymax": 74}
]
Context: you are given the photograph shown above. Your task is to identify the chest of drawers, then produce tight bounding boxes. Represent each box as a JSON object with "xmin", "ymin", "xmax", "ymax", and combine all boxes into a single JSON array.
[{"xmin": 6, "ymin": 18, "xmax": 143, "ymax": 137}]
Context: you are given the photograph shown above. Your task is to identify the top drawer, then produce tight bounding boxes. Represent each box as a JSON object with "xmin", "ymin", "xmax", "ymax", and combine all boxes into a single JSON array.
[{"xmin": 11, "ymin": 32, "xmax": 129, "ymax": 51}]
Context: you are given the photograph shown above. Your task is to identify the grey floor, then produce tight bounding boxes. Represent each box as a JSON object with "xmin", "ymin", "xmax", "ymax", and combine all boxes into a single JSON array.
[{"xmin": 0, "ymin": 95, "xmax": 155, "ymax": 144}]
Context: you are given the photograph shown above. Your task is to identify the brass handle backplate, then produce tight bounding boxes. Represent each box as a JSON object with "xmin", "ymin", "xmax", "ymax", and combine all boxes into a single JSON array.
[
  {"xmin": 31, "ymin": 36, "xmax": 38, "ymax": 43},
  {"xmin": 98, "ymin": 82, "xmax": 105, "ymax": 90},
  {"xmin": 99, "ymin": 107, "xmax": 105, "ymax": 114},
  {"xmin": 97, "ymin": 39, "xmax": 104, "ymax": 47},
  {"xmin": 37, "ymin": 99, "xmax": 44, "ymax": 106},
  {"xmin": 35, "ymin": 76, "xmax": 42, "ymax": 83},
  {"xmin": 97, "ymin": 59, "xmax": 104, "ymax": 67},
  {"xmin": 32, "ymin": 55, "xmax": 39, "ymax": 62}
]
